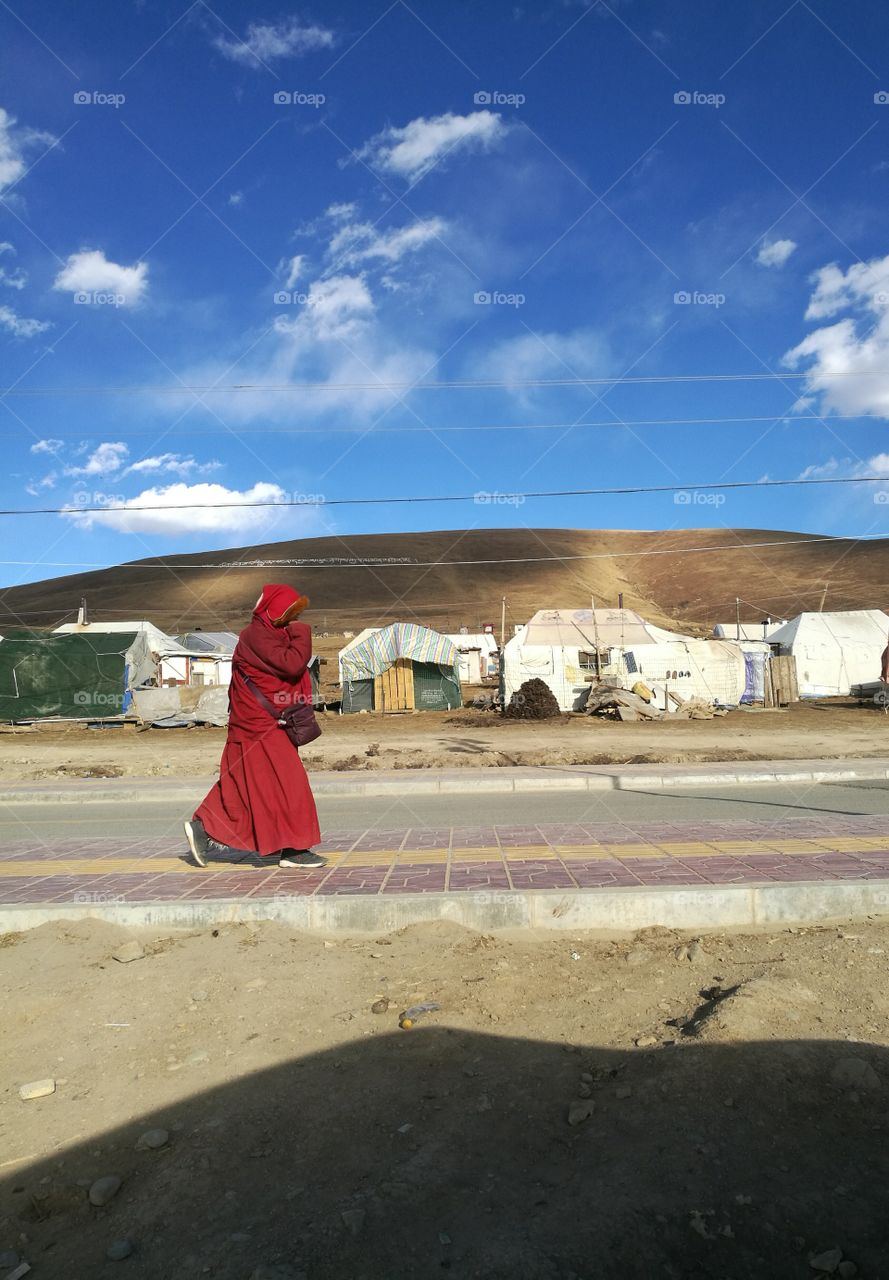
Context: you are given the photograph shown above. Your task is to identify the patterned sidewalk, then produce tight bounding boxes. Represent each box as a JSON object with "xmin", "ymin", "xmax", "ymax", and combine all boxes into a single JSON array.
[{"xmin": 4, "ymin": 813, "xmax": 889, "ymax": 905}]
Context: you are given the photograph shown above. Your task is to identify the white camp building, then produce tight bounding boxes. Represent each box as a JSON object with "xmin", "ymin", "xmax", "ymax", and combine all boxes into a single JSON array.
[
  {"xmin": 444, "ymin": 632, "xmax": 499, "ymax": 683},
  {"xmin": 503, "ymin": 608, "xmax": 750, "ymax": 711},
  {"xmin": 767, "ymin": 609, "xmax": 889, "ymax": 697}
]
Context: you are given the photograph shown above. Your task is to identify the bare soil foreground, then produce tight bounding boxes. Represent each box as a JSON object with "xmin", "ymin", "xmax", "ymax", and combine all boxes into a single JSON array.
[
  {"xmin": 2, "ymin": 698, "xmax": 889, "ymax": 782},
  {"xmin": 2, "ymin": 918, "xmax": 889, "ymax": 1278}
]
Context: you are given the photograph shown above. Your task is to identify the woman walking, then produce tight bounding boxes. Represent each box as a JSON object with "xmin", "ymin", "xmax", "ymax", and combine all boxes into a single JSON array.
[{"xmin": 184, "ymin": 584, "xmax": 326, "ymax": 869}]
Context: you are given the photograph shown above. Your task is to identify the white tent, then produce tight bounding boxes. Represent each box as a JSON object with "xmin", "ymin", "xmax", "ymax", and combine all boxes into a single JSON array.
[
  {"xmin": 503, "ymin": 607, "xmax": 749, "ymax": 711},
  {"xmin": 713, "ymin": 621, "xmax": 784, "ymax": 642},
  {"xmin": 444, "ymin": 633, "xmax": 499, "ymax": 683},
  {"xmin": 767, "ymin": 610, "xmax": 889, "ymax": 697}
]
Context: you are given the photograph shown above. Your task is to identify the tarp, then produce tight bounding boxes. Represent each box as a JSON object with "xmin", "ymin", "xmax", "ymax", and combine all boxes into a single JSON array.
[
  {"xmin": 131, "ymin": 685, "xmax": 230, "ymax": 727},
  {"xmin": 339, "ymin": 622, "xmax": 460, "ymax": 682},
  {"xmin": 0, "ymin": 630, "xmax": 148, "ymax": 720}
]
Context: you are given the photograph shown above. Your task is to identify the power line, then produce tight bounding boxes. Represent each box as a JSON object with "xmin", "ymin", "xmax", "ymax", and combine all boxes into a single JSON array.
[
  {"xmin": 3, "ymin": 369, "xmax": 889, "ymax": 396},
  {"xmin": 0, "ymin": 533, "xmax": 885, "ymax": 574},
  {"xmin": 1, "ymin": 412, "xmax": 882, "ymax": 439},
  {"xmin": 3, "ymin": 473, "xmax": 889, "ymax": 517}
]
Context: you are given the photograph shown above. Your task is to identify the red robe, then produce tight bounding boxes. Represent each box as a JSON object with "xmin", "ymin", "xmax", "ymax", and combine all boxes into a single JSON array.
[{"xmin": 195, "ymin": 616, "xmax": 321, "ymax": 855}]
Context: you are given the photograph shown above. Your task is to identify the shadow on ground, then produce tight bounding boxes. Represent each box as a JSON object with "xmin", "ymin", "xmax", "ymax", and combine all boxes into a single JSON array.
[{"xmin": 2, "ymin": 1029, "xmax": 887, "ymax": 1278}]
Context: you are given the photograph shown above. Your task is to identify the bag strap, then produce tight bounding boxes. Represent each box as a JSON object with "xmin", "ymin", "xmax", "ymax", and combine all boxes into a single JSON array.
[{"xmin": 239, "ymin": 670, "xmax": 283, "ymax": 723}]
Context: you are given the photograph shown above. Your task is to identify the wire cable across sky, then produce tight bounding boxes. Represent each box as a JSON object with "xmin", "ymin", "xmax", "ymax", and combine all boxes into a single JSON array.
[{"xmin": 1, "ymin": 473, "xmax": 888, "ymax": 518}]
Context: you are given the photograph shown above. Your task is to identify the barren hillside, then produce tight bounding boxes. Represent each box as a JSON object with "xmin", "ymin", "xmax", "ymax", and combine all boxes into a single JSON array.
[{"xmin": 1, "ymin": 527, "xmax": 887, "ymax": 634}]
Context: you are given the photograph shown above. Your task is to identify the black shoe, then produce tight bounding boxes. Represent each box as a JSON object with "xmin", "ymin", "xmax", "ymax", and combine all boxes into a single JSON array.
[
  {"xmin": 278, "ymin": 849, "xmax": 328, "ymax": 869},
  {"xmin": 183, "ymin": 817, "xmax": 210, "ymax": 867}
]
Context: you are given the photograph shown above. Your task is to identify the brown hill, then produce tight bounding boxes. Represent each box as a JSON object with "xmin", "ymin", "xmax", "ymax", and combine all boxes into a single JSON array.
[{"xmin": 1, "ymin": 527, "xmax": 888, "ymax": 635}]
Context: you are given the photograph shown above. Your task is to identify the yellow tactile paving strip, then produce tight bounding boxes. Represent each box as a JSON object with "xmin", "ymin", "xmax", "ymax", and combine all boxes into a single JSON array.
[{"xmin": 2, "ymin": 834, "xmax": 889, "ymax": 880}]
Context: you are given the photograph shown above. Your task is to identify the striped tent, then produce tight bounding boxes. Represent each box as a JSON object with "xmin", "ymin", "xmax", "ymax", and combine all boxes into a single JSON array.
[{"xmin": 340, "ymin": 622, "xmax": 459, "ymax": 682}]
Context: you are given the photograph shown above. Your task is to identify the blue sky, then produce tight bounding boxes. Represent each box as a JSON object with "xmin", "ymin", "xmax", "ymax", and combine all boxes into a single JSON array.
[{"xmin": 2, "ymin": 0, "xmax": 889, "ymax": 587}]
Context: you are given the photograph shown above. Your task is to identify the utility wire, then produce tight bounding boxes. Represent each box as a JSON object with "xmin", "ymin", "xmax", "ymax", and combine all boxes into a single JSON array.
[
  {"xmin": 0, "ymin": 412, "xmax": 881, "ymax": 439},
  {"xmin": 0, "ymin": 533, "xmax": 885, "ymax": 573},
  {"xmin": 2, "ymin": 369, "xmax": 889, "ymax": 395},
  {"xmin": 3, "ymin": 473, "xmax": 889, "ymax": 517}
]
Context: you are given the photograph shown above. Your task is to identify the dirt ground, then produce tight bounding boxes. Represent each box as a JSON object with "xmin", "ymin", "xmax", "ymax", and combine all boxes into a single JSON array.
[
  {"xmin": 2, "ymin": 917, "xmax": 889, "ymax": 1278},
  {"xmin": 2, "ymin": 698, "xmax": 889, "ymax": 782}
]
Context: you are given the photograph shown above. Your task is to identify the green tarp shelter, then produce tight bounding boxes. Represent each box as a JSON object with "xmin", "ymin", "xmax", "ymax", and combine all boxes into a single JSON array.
[{"xmin": 0, "ymin": 630, "xmax": 147, "ymax": 721}]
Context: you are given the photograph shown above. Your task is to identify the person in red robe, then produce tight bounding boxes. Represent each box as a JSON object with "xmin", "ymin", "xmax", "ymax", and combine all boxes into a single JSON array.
[{"xmin": 184, "ymin": 584, "xmax": 325, "ymax": 869}]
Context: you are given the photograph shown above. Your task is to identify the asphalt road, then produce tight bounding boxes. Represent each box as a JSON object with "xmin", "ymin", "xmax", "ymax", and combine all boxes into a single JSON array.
[{"xmin": 3, "ymin": 780, "xmax": 889, "ymax": 844}]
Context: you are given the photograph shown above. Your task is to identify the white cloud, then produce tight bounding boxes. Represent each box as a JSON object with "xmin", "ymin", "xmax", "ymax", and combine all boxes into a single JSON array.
[
  {"xmin": 213, "ymin": 17, "xmax": 334, "ymax": 66},
  {"xmin": 274, "ymin": 273, "xmax": 374, "ymax": 340},
  {"xmin": 802, "ymin": 257, "xmax": 889, "ymax": 321},
  {"xmin": 0, "ymin": 107, "xmax": 56, "ymax": 195},
  {"xmin": 474, "ymin": 327, "xmax": 612, "ymax": 396},
  {"xmin": 53, "ymin": 249, "xmax": 148, "ymax": 306},
  {"xmin": 228, "ymin": 190, "xmax": 244, "ymax": 207},
  {"xmin": 283, "ymin": 254, "xmax": 303, "ymax": 288},
  {"xmin": 327, "ymin": 216, "xmax": 449, "ymax": 268},
  {"xmin": 125, "ymin": 453, "xmax": 220, "ymax": 478},
  {"xmin": 63, "ymin": 481, "xmax": 290, "ymax": 536},
  {"xmin": 65, "ymin": 441, "xmax": 129, "ymax": 476},
  {"xmin": 30, "ymin": 438, "xmax": 64, "ymax": 455},
  {"xmin": 784, "ymin": 252, "xmax": 889, "ymax": 419},
  {"xmin": 326, "ymin": 201, "xmax": 356, "ymax": 221},
  {"xmin": 756, "ymin": 238, "xmax": 797, "ymax": 268},
  {"xmin": 0, "ymin": 242, "xmax": 25, "ymax": 289},
  {"xmin": 354, "ymin": 111, "xmax": 506, "ymax": 182},
  {"xmin": 0, "ymin": 304, "xmax": 49, "ymax": 338}
]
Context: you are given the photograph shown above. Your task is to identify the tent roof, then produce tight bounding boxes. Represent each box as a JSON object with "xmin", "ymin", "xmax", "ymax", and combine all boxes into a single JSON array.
[
  {"xmin": 508, "ymin": 608, "xmax": 688, "ymax": 650},
  {"xmin": 713, "ymin": 622, "xmax": 780, "ymax": 641},
  {"xmin": 54, "ymin": 620, "xmax": 194, "ymax": 658},
  {"xmin": 174, "ymin": 631, "xmax": 238, "ymax": 653},
  {"xmin": 339, "ymin": 622, "xmax": 459, "ymax": 681},
  {"xmin": 445, "ymin": 633, "xmax": 499, "ymax": 652},
  {"xmin": 768, "ymin": 609, "xmax": 889, "ymax": 647}
]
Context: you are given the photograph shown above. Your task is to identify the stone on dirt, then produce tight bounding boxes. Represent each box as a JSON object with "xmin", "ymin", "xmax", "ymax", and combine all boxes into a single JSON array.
[
  {"xmin": 106, "ymin": 1239, "xmax": 134, "ymax": 1261},
  {"xmin": 18, "ymin": 1078, "xmax": 55, "ymax": 1101},
  {"xmin": 809, "ymin": 1248, "xmax": 844, "ymax": 1273},
  {"xmin": 135, "ymin": 1128, "xmax": 169, "ymax": 1151},
  {"xmin": 635, "ymin": 1035, "xmax": 659, "ymax": 1048},
  {"xmin": 89, "ymin": 1175, "xmax": 122, "ymax": 1207},
  {"xmin": 371, "ymin": 998, "xmax": 390, "ymax": 1014},
  {"xmin": 567, "ymin": 1100, "xmax": 595, "ymax": 1126},
  {"xmin": 112, "ymin": 941, "xmax": 145, "ymax": 964}
]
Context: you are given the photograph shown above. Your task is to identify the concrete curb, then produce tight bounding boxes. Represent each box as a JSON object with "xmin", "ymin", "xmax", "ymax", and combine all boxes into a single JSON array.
[
  {"xmin": 2, "ymin": 759, "xmax": 889, "ymax": 804},
  {"xmin": 3, "ymin": 877, "xmax": 889, "ymax": 934}
]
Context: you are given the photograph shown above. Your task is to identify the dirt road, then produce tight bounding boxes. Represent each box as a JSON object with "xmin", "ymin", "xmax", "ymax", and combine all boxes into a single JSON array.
[
  {"xmin": 2, "ymin": 918, "xmax": 888, "ymax": 1278},
  {"xmin": 2, "ymin": 698, "xmax": 888, "ymax": 782}
]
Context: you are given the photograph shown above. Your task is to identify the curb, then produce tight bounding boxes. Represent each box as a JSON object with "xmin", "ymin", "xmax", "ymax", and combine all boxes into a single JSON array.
[
  {"xmin": 3, "ymin": 877, "xmax": 889, "ymax": 934},
  {"xmin": 2, "ymin": 760, "xmax": 889, "ymax": 804}
]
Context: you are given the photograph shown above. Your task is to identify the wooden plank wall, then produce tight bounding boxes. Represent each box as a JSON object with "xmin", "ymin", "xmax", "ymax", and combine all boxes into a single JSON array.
[
  {"xmin": 373, "ymin": 658, "xmax": 415, "ymax": 711},
  {"xmin": 766, "ymin": 654, "xmax": 799, "ymax": 706}
]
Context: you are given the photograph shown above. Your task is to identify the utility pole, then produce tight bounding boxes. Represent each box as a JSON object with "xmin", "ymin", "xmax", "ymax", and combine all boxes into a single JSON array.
[
  {"xmin": 500, "ymin": 596, "xmax": 506, "ymax": 649},
  {"xmin": 591, "ymin": 595, "xmax": 601, "ymax": 680},
  {"xmin": 735, "ymin": 596, "xmax": 741, "ymax": 641},
  {"xmin": 78, "ymin": 597, "xmax": 88, "ymax": 627},
  {"xmin": 819, "ymin": 583, "xmax": 829, "ymax": 612}
]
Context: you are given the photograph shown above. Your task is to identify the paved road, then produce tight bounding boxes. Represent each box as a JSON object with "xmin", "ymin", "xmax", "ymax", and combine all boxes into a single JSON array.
[{"xmin": 3, "ymin": 779, "xmax": 889, "ymax": 843}]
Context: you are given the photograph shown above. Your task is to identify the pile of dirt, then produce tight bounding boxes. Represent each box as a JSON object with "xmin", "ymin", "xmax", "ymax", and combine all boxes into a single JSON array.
[{"xmin": 504, "ymin": 677, "xmax": 561, "ymax": 719}]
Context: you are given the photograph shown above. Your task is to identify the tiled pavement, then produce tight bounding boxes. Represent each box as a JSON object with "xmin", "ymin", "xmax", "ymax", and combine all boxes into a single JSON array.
[{"xmin": 4, "ymin": 814, "xmax": 889, "ymax": 905}]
